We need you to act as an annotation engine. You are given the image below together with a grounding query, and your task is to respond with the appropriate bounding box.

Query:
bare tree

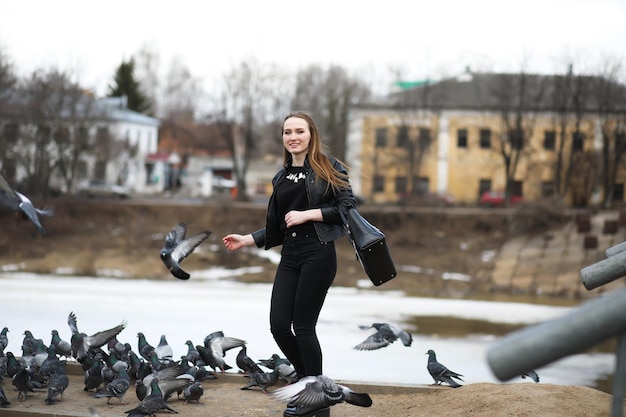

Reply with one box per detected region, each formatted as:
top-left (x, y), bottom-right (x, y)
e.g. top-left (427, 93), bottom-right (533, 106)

top-left (490, 70), bottom-right (546, 203)
top-left (134, 43), bottom-right (162, 116)
top-left (592, 60), bottom-right (626, 208)
top-left (290, 65), bottom-right (371, 160)
top-left (209, 58), bottom-right (291, 201)
top-left (0, 47), bottom-right (18, 176)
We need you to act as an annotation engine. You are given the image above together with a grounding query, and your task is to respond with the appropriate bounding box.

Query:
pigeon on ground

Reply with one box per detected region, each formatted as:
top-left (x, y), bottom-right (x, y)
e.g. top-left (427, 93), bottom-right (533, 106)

top-left (426, 349), bottom-right (464, 388)
top-left (236, 345), bottom-right (263, 374)
top-left (183, 381), bottom-right (204, 403)
top-left (0, 383), bottom-right (11, 407)
top-left (125, 377), bottom-right (178, 417)
top-left (155, 335), bottom-right (174, 362)
top-left (137, 332), bottom-right (155, 362)
top-left (44, 363), bottom-right (69, 404)
top-left (6, 351), bottom-right (23, 378)
top-left (241, 369), bottom-right (279, 393)
top-left (184, 340), bottom-right (204, 366)
top-left (259, 353), bottom-right (298, 384)
top-left (94, 367), bottom-right (131, 404)
top-left (272, 375), bottom-right (373, 412)
top-left (0, 171), bottom-right (53, 235)
top-left (354, 323), bottom-right (413, 350)
top-left (522, 369), bottom-right (540, 383)
top-left (160, 222), bottom-right (210, 280)
top-left (200, 331), bottom-right (246, 373)
top-left (67, 311), bottom-right (127, 363)
top-left (50, 329), bottom-right (72, 358)
top-left (12, 366), bottom-right (36, 400)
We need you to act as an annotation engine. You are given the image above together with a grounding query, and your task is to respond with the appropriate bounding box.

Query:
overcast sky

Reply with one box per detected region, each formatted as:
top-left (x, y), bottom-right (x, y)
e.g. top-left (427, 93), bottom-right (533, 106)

top-left (0, 0), bottom-right (625, 97)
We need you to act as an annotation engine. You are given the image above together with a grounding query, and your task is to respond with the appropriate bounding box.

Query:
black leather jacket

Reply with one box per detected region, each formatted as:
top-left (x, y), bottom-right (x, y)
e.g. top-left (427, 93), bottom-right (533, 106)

top-left (251, 156), bottom-right (356, 249)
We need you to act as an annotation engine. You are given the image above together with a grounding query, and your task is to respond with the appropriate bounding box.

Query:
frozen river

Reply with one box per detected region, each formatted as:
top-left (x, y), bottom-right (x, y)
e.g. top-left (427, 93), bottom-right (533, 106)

top-left (0, 271), bottom-right (616, 389)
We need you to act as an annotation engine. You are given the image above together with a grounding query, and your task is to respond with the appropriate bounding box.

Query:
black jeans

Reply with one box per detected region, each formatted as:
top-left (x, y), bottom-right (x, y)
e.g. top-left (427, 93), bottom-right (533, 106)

top-left (270, 231), bottom-right (336, 377)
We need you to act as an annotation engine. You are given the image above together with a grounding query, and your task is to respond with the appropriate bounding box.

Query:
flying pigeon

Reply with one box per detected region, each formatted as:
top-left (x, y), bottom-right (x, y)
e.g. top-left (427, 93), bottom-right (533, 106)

top-left (522, 369), bottom-right (540, 383)
top-left (67, 311), bottom-right (127, 362)
top-left (354, 323), bottom-right (413, 350)
top-left (160, 222), bottom-right (210, 280)
top-left (199, 331), bottom-right (246, 373)
top-left (426, 349), bottom-right (464, 388)
top-left (272, 375), bottom-right (373, 414)
top-left (0, 171), bottom-right (53, 235)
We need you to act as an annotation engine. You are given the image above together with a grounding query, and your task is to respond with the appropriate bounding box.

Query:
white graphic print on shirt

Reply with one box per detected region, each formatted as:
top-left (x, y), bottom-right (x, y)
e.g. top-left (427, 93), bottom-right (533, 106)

top-left (286, 172), bottom-right (306, 183)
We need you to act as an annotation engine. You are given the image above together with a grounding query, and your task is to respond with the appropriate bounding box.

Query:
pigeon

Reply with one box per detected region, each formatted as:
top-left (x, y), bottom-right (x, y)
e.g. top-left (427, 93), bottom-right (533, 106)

top-left (354, 323), bottom-right (413, 350)
top-left (0, 383), bottom-right (11, 407)
top-left (199, 331), bottom-right (246, 373)
top-left (94, 367), bottom-right (131, 404)
top-left (6, 351), bottom-right (23, 378)
top-left (522, 369), bottom-right (540, 383)
top-left (259, 353), bottom-right (298, 384)
top-left (241, 369), bottom-right (279, 393)
top-left (183, 381), bottom-right (204, 403)
top-left (155, 335), bottom-right (174, 362)
top-left (0, 327), bottom-right (8, 351)
top-left (84, 353), bottom-right (104, 391)
top-left (12, 366), bottom-right (36, 400)
top-left (160, 222), bottom-right (210, 280)
top-left (50, 329), bottom-right (72, 358)
top-left (125, 377), bottom-right (178, 417)
top-left (184, 340), bottom-right (204, 366)
top-left (426, 349), bottom-right (464, 388)
top-left (67, 311), bottom-right (127, 362)
top-left (0, 171), bottom-right (53, 235)
top-left (272, 375), bottom-right (373, 412)
top-left (137, 332), bottom-right (155, 361)
top-left (44, 363), bottom-right (70, 404)
top-left (236, 345), bottom-right (263, 374)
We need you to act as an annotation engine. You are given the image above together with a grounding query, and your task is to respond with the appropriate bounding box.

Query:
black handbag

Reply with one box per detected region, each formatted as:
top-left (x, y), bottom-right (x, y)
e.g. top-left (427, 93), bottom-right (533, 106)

top-left (341, 208), bottom-right (397, 286)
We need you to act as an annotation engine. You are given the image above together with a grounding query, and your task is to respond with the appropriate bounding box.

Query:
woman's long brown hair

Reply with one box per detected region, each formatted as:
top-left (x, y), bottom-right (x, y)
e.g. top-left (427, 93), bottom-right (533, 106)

top-left (282, 111), bottom-right (350, 192)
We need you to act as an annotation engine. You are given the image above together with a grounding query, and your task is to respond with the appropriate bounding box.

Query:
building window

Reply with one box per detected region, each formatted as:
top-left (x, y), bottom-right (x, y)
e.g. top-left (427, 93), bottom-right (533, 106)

top-left (544, 130), bottom-right (556, 150)
top-left (478, 179), bottom-right (491, 198)
top-left (373, 175), bottom-right (385, 193)
top-left (413, 176), bottom-right (429, 194)
top-left (95, 160), bottom-right (107, 179)
top-left (418, 128), bottom-right (431, 149)
top-left (479, 129), bottom-right (491, 149)
top-left (511, 180), bottom-right (523, 197)
top-left (541, 181), bottom-right (556, 197)
top-left (457, 129), bottom-right (468, 148)
top-left (397, 126), bottom-right (410, 148)
top-left (572, 131), bottom-right (585, 152)
top-left (395, 176), bottom-right (408, 194)
top-left (613, 183), bottom-right (624, 202)
top-left (375, 128), bottom-right (387, 147)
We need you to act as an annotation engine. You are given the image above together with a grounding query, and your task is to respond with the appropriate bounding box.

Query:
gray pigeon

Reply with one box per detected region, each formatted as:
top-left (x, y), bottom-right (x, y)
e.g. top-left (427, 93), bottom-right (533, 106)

top-left (12, 366), bottom-right (36, 400)
top-left (0, 171), bottom-right (53, 235)
top-left (259, 353), bottom-right (298, 384)
top-left (155, 335), bottom-right (173, 362)
top-left (44, 363), bottom-right (69, 404)
top-left (240, 369), bottom-right (279, 393)
top-left (0, 327), bottom-right (8, 351)
top-left (125, 377), bottom-right (178, 417)
top-left (522, 369), bottom-right (540, 383)
top-left (160, 222), bottom-right (210, 280)
top-left (426, 349), bottom-right (464, 388)
top-left (272, 375), bottom-right (373, 414)
top-left (183, 381), bottom-right (204, 403)
top-left (200, 331), bottom-right (246, 373)
top-left (94, 367), bottom-right (131, 404)
top-left (354, 323), bottom-right (413, 350)
top-left (67, 311), bottom-right (127, 362)
top-left (236, 345), bottom-right (263, 374)
top-left (50, 329), bottom-right (72, 358)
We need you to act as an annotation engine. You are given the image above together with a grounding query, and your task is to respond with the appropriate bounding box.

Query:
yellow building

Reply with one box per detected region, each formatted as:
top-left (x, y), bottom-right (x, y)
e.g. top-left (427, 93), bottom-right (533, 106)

top-left (346, 71), bottom-right (624, 206)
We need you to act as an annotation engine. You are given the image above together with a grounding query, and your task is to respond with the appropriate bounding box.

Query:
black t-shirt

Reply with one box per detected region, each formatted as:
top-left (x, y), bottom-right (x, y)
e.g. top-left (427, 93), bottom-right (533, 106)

top-left (276, 166), bottom-right (316, 238)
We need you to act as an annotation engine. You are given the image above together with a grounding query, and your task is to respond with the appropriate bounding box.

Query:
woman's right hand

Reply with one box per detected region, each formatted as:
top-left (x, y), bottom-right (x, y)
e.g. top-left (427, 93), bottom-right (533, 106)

top-left (223, 233), bottom-right (253, 251)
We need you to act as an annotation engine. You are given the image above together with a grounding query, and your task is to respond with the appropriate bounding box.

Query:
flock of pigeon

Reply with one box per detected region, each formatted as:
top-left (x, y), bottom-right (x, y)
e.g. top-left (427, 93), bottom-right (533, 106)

top-left (0, 172), bottom-right (541, 416)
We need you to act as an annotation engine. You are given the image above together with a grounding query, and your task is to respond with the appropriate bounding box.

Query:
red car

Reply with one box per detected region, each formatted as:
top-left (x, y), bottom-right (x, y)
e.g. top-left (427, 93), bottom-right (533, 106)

top-left (480, 191), bottom-right (523, 207)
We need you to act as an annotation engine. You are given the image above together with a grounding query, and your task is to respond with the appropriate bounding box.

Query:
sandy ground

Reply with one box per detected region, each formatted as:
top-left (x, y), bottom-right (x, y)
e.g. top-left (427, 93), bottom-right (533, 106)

top-left (0, 368), bottom-right (620, 417)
